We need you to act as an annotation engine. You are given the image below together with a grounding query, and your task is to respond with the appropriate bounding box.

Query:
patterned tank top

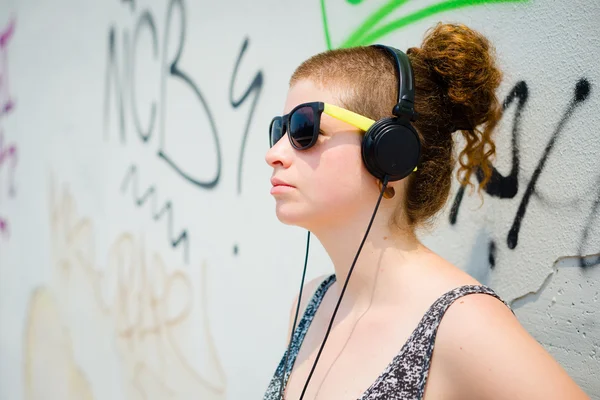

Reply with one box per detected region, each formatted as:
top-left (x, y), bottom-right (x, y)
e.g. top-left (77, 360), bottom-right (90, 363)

top-left (263, 274), bottom-right (510, 400)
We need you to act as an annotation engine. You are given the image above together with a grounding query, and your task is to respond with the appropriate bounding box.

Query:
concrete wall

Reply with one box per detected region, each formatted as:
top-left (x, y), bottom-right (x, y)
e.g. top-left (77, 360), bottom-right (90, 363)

top-left (0, 0), bottom-right (598, 398)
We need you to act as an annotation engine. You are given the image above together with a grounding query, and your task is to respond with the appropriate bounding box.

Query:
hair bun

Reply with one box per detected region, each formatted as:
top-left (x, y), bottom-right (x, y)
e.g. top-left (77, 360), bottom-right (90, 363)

top-left (418, 23), bottom-right (502, 131)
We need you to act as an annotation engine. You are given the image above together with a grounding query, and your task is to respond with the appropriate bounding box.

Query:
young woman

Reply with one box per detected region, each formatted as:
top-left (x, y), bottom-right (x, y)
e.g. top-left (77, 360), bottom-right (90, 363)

top-left (263, 23), bottom-right (590, 400)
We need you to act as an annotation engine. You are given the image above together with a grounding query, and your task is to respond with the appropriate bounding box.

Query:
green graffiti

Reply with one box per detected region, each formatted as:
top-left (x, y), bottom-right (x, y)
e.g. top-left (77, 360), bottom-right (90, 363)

top-left (347, 0), bottom-right (365, 4)
top-left (341, 0), bottom-right (410, 49)
top-left (321, 0), bottom-right (529, 50)
top-left (321, 0), bottom-right (333, 50)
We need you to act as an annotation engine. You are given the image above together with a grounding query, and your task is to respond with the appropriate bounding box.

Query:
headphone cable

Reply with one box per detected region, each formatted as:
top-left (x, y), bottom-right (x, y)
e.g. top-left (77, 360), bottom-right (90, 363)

top-left (298, 175), bottom-right (390, 399)
top-left (278, 230), bottom-right (311, 399)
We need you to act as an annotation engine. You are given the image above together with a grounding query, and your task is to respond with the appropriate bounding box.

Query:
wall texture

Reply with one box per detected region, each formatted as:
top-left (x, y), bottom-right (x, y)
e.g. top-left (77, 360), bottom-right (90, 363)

top-left (0, 0), bottom-right (598, 399)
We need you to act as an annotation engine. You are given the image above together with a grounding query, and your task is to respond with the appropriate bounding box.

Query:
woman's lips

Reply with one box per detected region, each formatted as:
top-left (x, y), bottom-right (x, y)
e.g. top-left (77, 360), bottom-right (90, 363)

top-left (270, 177), bottom-right (295, 194)
top-left (270, 185), bottom-right (295, 195)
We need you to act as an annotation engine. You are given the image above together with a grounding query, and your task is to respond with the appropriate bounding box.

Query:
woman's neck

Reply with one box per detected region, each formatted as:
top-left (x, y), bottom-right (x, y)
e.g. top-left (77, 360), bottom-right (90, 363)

top-left (311, 210), bottom-right (426, 311)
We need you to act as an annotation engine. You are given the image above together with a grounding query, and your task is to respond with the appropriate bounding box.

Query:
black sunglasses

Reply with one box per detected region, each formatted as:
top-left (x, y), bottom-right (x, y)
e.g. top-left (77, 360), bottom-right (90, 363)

top-left (269, 102), bottom-right (375, 150)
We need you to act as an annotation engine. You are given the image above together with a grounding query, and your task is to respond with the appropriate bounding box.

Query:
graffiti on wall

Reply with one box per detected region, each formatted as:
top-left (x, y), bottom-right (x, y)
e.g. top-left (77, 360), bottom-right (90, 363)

top-left (24, 178), bottom-right (227, 399)
top-left (120, 164), bottom-right (190, 263)
top-left (103, 0), bottom-right (264, 262)
top-left (320, 0), bottom-right (530, 50)
top-left (0, 18), bottom-right (17, 239)
top-left (449, 78), bottom-right (599, 271)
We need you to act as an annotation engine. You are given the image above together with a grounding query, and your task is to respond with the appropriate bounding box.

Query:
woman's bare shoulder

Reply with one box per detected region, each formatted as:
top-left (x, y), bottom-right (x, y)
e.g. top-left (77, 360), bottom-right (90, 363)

top-left (428, 290), bottom-right (590, 399)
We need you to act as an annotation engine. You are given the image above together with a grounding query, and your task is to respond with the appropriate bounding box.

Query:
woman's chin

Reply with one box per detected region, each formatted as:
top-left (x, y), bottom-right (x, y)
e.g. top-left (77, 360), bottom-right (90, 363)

top-left (274, 203), bottom-right (313, 228)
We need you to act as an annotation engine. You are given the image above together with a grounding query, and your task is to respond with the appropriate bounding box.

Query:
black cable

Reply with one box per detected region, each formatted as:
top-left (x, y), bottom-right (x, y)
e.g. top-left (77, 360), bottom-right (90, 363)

top-left (298, 175), bottom-right (390, 399)
top-left (278, 230), bottom-right (311, 399)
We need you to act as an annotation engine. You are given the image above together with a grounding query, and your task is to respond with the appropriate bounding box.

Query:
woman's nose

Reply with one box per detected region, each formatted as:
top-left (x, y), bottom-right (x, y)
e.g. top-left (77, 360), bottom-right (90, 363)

top-left (265, 133), bottom-right (293, 169)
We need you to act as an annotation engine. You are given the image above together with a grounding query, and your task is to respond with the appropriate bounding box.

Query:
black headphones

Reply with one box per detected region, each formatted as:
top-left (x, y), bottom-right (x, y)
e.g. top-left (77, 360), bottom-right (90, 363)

top-left (361, 44), bottom-right (421, 182)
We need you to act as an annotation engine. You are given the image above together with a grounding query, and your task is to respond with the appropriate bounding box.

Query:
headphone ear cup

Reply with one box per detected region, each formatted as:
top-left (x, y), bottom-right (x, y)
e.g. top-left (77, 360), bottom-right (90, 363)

top-left (362, 118), bottom-right (421, 182)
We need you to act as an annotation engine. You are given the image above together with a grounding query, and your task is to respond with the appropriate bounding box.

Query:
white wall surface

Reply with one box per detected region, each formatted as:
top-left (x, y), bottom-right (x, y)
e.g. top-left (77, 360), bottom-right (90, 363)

top-left (0, 0), bottom-right (598, 398)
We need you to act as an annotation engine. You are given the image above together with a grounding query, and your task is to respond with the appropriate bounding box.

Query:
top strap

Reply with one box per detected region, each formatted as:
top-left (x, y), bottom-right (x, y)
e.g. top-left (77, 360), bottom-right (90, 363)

top-left (272, 274), bottom-right (337, 392)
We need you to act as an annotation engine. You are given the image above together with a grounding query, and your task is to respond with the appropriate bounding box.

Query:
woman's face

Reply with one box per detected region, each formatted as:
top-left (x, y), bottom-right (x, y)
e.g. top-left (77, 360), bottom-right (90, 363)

top-left (265, 79), bottom-right (382, 231)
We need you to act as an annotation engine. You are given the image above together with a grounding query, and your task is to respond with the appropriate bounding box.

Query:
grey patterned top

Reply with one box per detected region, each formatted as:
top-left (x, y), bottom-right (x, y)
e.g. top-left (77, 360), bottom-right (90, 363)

top-left (264, 274), bottom-right (511, 400)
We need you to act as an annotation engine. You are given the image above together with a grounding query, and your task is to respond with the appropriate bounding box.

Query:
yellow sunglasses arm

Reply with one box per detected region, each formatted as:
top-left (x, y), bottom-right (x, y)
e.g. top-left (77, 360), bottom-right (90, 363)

top-left (323, 103), bottom-right (375, 132)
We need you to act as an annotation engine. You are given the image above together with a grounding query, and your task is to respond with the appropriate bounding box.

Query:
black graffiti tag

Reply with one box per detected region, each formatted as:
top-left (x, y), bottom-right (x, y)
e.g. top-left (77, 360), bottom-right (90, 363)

top-left (229, 37), bottom-right (264, 194)
top-left (104, 0), bottom-right (264, 262)
top-left (105, 0), bottom-right (221, 189)
top-left (158, 0), bottom-right (222, 189)
top-left (121, 164), bottom-right (189, 263)
top-left (450, 78), bottom-right (596, 268)
top-left (508, 79), bottom-right (591, 249)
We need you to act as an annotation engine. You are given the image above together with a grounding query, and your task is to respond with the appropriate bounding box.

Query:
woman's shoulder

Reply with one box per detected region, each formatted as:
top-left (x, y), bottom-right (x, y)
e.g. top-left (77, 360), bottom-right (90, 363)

top-left (425, 281), bottom-right (589, 399)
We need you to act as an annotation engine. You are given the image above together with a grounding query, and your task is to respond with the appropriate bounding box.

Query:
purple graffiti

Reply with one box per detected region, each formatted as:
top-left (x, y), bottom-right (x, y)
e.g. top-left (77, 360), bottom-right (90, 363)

top-left (0, 130), bottom-right (15, 238)
top-left (0, 20), bottom-right (14, 45)
top-left (0, 130), bottom-right (17, 238)
top-left (0, 18), bottom-right (16, 239)
top-left (0, 19), bottom-right (15, 116)
top-left (0, 217), bottom-right (7, 236)
top-left (0, 130), bottom-right (17, 195)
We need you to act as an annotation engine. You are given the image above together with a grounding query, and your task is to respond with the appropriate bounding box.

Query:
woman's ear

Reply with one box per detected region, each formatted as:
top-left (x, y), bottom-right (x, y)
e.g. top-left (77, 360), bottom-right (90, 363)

top-left (377, 180), bottom-right (396, 199)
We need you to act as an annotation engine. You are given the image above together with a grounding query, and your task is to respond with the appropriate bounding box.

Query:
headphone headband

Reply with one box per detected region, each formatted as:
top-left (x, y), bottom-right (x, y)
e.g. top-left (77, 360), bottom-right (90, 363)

top-left (371, 44), bottom-right (418, 122)
top-left (359, 44), bottom-right (421, 182)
